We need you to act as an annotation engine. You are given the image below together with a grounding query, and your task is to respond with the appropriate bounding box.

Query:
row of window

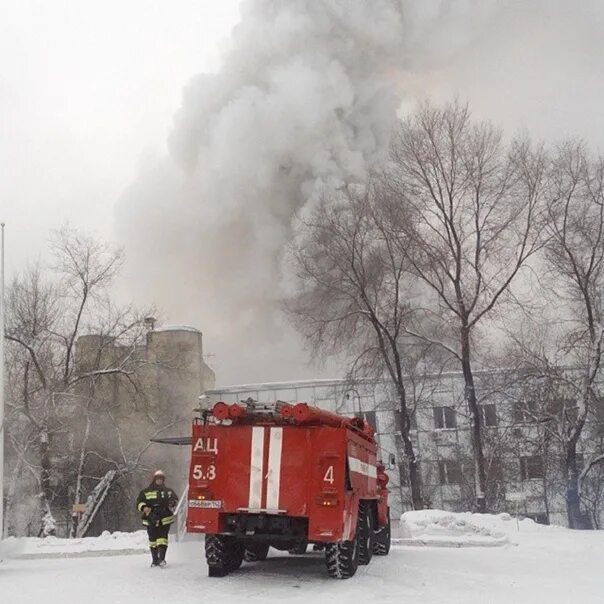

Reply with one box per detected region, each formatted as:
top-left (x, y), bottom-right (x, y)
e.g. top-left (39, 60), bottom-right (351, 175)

top-left (395, 400), bottom-right (576, 432)
top-left (435, 455), bottom-right (545, 486)
top-left (395, 405), bottom-right (497, 431)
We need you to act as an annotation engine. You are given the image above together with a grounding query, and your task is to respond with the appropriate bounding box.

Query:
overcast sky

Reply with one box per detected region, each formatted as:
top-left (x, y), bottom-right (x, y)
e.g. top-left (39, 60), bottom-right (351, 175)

top-left (0, 0), bottom-right (241, 275)
top-left (2, 1), bottom-right (604, 385)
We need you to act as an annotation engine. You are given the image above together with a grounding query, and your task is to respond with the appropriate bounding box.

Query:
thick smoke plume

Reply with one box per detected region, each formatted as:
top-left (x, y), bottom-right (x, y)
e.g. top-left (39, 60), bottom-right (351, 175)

top-left (117, 0), bottom-right (604, 384)
top-left (117, 0), bottom-right (406, 383)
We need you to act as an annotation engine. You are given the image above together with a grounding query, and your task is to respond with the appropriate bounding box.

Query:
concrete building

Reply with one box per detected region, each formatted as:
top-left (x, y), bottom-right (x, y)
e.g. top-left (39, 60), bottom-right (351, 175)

top-left (72, 323), bottom-right (215, 533)
top-left (206, 371), bottom-right (604, 528)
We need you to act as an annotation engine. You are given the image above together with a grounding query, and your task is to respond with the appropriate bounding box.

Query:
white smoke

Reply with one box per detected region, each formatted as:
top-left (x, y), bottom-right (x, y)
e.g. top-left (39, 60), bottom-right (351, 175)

top-left (397, 0), bottom-right (604, 144)
top-left (117, 0), bottom-right (407, 383)
top-left (117, 0), bottom-right (604, 384)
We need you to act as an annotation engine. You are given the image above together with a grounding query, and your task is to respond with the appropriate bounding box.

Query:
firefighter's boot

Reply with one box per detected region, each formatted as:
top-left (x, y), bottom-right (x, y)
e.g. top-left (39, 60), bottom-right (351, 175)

top-left (158, 545), bottom-right (167, 567)
top-left (150, 547), bottom-right (159, 567)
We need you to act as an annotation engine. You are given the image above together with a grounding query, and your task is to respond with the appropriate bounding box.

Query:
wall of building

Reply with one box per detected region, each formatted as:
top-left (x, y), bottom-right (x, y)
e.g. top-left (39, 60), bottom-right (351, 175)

top-left (206, 373), bottom-right (602, 528)
top-left (73, 324), bottom-right (215, 534)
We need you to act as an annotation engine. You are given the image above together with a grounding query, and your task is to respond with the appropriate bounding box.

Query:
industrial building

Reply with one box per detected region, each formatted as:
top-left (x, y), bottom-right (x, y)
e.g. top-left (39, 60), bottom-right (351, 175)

top-left (206, 371), bottom-right (604, 529)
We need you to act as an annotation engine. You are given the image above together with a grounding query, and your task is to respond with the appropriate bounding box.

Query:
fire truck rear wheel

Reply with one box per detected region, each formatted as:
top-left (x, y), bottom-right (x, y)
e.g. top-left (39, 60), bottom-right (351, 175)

top-left (205, 535), bottom-right (244, 576)
top-left (373, 508), bottom-right (391, 556)
top-left (358, 500), bottom-right (375, 565)
top-left (205, 535), bottom-right (231, 577)
top-left (325, 537), bottom-right (359, 579)
top-left (244, 543), bottom-right (270, 562)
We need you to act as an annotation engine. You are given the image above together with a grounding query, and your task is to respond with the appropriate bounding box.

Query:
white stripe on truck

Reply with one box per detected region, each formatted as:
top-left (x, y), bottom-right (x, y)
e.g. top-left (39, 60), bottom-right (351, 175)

top-left (348, 456), bottom-right (377, 478)
top-left (248, 427), bottom-right (265, 509)
top-left (266, 427), bottom-right (283, 510)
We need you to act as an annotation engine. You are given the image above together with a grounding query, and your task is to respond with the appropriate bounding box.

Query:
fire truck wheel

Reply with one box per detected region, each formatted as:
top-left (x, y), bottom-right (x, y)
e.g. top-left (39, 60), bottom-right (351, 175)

top-left (358, 501), bottom-right (375, 565)
top-left (373, 508), bottom-right (391, 556)
top-left (244, 543), bottom-right (270, 562)
top-left (325, 537), bottom-right (359, 579)
top-left (205, 535), bottom-right (244, 576)
top-left (205, 535), bottom-right (231, 577)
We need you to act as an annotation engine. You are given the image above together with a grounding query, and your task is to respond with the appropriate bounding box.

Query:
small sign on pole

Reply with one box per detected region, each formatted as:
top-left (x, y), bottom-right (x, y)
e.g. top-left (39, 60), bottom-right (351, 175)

top-left (72, 503), bottom-right (87, 515)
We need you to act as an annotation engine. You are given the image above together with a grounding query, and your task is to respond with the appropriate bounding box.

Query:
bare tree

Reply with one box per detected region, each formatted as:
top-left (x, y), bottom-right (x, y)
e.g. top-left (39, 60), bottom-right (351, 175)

top-left (384, 100), bottom-right (547, 512)
top-left (502, 355), bottom-right (604, 529)
top-left (386, 350), bottom-right (452, 511)
top-left (4, 227), bottom-right (154, 536)
top-left (539, 140), bottom-right (604, 528)
top-left (580, 443), bottom-right (604, 529)
top-left (286, 185), bottom-right (430, 508)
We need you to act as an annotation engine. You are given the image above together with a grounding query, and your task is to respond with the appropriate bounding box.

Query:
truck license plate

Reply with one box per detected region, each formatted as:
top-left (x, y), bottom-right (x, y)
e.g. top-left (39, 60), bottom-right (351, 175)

top-left (188, 499), bottom-right (222, 509)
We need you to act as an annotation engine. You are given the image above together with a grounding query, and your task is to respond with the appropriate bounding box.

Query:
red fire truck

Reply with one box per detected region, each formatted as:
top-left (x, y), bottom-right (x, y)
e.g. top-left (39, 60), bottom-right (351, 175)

top-left (184, 398), bottom-right (391, 579)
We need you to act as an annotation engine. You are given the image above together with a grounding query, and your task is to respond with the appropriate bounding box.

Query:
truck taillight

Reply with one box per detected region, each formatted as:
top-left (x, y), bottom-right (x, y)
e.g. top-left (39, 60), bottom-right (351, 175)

top-left (191, 488), bottom-right (213, 500)
top-left (316, 493), bottom-right (339, 507)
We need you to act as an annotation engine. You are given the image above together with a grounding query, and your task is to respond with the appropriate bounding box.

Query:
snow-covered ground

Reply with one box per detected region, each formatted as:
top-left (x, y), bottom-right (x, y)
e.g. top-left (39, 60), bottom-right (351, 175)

top-left (0, 530), bottom-right (148, 559)
top-left (2, 512), bottom-right (603, 604)
top-left (398, 509), bottom-right (529, 547)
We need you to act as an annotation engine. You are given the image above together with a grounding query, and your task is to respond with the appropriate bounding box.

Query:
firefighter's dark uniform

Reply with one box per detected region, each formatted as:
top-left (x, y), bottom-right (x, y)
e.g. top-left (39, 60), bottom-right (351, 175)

top-left (136, 483), bottom-right (178, 565)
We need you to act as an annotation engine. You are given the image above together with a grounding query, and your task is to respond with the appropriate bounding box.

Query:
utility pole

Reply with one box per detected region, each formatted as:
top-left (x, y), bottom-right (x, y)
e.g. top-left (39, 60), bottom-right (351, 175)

top-left (0, 222), bottom-right (5, 538)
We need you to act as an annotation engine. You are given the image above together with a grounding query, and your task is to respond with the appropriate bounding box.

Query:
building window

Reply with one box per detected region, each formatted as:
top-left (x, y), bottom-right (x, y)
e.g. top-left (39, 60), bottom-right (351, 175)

top-left (520, 455), bottom-right (544, 480)
top-left (394, 409), bottom-right (417, 432)
top-left (480, 404), bottom-right (498, 427)
top-left (513, 400), bottom-right (538, 424)
top-left (438, 460), bottom-right (462, 485)
top-left (355, 411), bottom-right (378, 432)
top-left (433, 406), bottom-right (457, 429)
top-left (544, 397), bottom-right (577, 419)
top-left (398, 456), bottom-right (409, 487)
top-left (487, 457), bottom-right (504, 483)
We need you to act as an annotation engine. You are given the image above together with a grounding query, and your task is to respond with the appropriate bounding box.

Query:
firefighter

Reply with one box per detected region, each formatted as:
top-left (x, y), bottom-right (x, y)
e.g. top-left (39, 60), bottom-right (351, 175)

top-left (136, 469), bottom-right (179, 567)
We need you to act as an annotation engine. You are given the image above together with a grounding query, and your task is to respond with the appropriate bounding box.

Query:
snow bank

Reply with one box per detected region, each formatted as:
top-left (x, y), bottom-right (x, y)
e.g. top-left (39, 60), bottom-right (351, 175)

top-left (1, 530), bottom-right (148, 559)
top-left (397, 510), bottom-right (553, 547)
top-left (0, 538), bottom-right (26, 561)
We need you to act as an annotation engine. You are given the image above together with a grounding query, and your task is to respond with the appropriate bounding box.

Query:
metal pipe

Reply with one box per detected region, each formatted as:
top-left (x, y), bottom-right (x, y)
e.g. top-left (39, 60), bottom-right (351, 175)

top-left (212, 402), bottom-right (231, 421)
top-left (290, 403), bottom-right (355, 428)
top-left (212, 401), bottom-right (247, 420)
top-left (228, 403), bottom-right (247, 419)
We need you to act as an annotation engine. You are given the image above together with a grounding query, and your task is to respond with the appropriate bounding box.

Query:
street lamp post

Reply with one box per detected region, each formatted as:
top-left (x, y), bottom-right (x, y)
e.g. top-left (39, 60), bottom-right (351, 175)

top-left (0, 223), bottom-right (5, 538)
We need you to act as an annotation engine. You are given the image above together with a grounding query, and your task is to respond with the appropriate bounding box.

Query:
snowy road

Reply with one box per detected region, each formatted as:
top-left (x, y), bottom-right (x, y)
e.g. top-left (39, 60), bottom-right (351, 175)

top-left (3, 530), bottom-right (603, 604)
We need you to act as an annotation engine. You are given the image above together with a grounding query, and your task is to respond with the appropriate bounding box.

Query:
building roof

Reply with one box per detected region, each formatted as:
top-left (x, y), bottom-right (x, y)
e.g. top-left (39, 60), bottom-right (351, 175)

top-left (153, 325), bottom-right (201, 334)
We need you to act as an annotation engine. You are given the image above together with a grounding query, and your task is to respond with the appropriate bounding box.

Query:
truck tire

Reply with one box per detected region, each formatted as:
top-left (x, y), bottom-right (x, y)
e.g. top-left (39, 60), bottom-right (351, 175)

top-left (373, 508), bottom-right (391, 556)
top-left (205, 535), bottom-right (244, 576)
top-left (325, 501), bottom-right (361, 580)
top-left (358, 500), bottom-right (375, 565)
top-left (205, 535), bottom-right (231, 577)
top-left (325, 537), bottom-right (359, 579)
top-left (244, 543), bottom-right (270, 562)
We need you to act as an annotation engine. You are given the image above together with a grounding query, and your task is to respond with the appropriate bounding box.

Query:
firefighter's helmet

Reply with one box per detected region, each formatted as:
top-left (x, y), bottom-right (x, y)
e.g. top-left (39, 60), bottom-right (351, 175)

top-left (152, 469), bottom-right (165, 480)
